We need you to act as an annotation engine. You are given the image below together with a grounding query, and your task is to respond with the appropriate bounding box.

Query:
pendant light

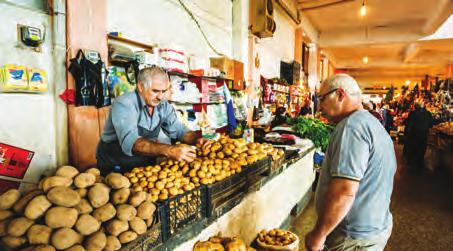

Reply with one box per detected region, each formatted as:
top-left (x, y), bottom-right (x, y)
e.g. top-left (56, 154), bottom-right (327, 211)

top-left (363, 56), bottom-right (369, 64)
top-left (360, 0), bottom-right (367, 17)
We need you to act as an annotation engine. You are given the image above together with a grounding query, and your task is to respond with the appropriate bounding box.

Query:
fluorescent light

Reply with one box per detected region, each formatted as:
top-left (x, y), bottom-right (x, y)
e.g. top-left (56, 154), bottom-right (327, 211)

top-left (360, 1), bottom-right (367, 16)
top-left (363, 56), bottom-right (369, 64)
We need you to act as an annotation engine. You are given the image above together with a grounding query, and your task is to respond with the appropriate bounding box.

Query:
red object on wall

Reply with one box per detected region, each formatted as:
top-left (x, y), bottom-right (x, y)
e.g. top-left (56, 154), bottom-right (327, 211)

top-left (0, 143), bottom-right (34, 179)
top-left (0, 179), bottom-right (20, 194)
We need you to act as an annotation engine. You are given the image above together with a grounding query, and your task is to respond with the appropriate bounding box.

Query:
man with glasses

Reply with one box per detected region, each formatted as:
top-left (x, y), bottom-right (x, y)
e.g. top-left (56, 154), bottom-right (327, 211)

top-left (305, 74), bottom-right (396, 251)
top-left (97, 66), bottom-right (209, 174)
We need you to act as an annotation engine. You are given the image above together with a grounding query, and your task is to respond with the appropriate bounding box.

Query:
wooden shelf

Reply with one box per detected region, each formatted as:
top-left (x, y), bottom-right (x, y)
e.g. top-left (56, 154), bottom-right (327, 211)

top-left (272, 90), bottom-right (290, 94)
top-left (107, 35), bottom-right (154, 51)
top-left (167, 71), bottom-right (233, 82)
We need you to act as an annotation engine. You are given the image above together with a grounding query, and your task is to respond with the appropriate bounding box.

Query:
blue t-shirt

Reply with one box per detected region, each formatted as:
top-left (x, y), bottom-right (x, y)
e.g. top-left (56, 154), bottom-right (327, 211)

top-left (315, 109), bottom-right (396, 239)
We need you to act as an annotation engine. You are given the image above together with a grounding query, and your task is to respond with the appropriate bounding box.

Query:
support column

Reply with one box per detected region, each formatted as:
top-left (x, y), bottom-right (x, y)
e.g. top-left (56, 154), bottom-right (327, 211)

top-left (307, 43), bottom-right (318, 92)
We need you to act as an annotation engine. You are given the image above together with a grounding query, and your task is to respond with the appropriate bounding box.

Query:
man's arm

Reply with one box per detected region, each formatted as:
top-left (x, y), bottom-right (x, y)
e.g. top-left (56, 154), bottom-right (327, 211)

top-left (305, 178), bottom-right (359, 251)
top-left (132, 138), bottom-right (196, 162)
top-left (314, 178), bottom-right (359, 236)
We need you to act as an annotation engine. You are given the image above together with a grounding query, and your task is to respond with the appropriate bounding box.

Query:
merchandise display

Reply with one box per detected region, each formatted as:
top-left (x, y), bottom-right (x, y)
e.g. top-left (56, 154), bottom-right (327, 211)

top-left (0, 166), bottom-right (158, 251)
top-left (257, 228), bottom-right (299, 250)
top-left (193, 236), bottom-right (255, 251)
top-left (124, 135), bottom-right (285, 202)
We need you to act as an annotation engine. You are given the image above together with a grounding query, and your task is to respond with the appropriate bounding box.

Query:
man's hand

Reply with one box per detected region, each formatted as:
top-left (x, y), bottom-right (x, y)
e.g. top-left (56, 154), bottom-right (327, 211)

top-left (305, 229), bottom-right (326, 251)
top-left (167, 144), bottom-right (196, 162)
top-left (196, 138), bottom-right (213, 152)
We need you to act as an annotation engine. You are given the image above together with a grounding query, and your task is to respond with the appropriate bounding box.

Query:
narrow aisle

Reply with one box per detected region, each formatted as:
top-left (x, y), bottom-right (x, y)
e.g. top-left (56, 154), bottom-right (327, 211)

top-left (386, 144), bottom-right (453, 251)
top-left (290, 143), bottom-right (453, 251)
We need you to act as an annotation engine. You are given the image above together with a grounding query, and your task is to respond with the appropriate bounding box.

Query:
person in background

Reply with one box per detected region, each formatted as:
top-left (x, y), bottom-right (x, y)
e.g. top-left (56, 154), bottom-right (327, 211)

top-left (271, 106), bottom-right (288, 128)
top-left (299, 96), bottom-right (312, 117)
top-left (364, 102), bottom-right (384, 125)
top-left (96, 66), bottom-right (210, 175)
top-left (305, 74), bottom-right (396, 251)
top-left (404, 102), bottom-right (433, 172)
top-left (382, 105), bottom-right (394, 133)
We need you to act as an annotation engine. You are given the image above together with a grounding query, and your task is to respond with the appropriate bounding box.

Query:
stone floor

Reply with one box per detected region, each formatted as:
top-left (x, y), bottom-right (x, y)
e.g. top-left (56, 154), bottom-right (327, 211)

top-left (290, 143), bottom-right (453, 251)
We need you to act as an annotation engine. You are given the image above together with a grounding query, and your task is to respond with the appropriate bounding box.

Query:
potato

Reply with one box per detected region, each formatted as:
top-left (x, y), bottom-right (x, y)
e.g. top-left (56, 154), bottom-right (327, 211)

top-left (0, 210), bottom-right (13, 221)
top-left (85, 231), bottom-right (106, 251)
top-left (145, 218), bottom-right (154, 228)
top-left (115, 204), bottom-right (137, 221)
top-left (112, 188), bottom-right (130, 205)
top-left (47, 187), bottom-right (81, 207)
top-left (27, 224), bottom-right (52, 245)
top-left (45, 207), bottom-right (78, 229)
top-left (104, 235), bottom-right (121, 251)
top-left (64, 245), bottom-right (86, 251)
top-left (7, 217), bottom-right (34, 237)
top-left (88, 183), bottom-right (110, 208)
top-left (129, 217), bottom-right (146, 235)
top-left (85, 168), bottom-right (101, 177)
top-left (128, 191), bottom-right (147, 207)
top-left (22, 244), bottom-right (56, 251)
top-left (13, 190), bottom-right (43, 214)
top-left (0, 219), bottom-right (11, 237)
top-left (105, 173), bottom-right (130, 189)
top-left (0, 189), bottom-right (21, 210)
top-left (75, 214), bottom-right (100, 236)
top-left (74, 173), bottom-right (96, 189)
top-left (92, 203), bottom-right (116, 222)
top-left (2, 235), bottom-right (27, 249)
top-left (136, 201), bottom-right (156, 220)
top-left (51, 228), bottom-right (82, 250)
top-left (75, 199), bottom-right (93, 214)
top-left (55, 165), bottom-right (79, 179)
top-left (42, 176), bottom-right (72, 192)
top-left (106, 220), bottom-right (128, 237)
top-left (118, 231), bottom-right (137, 244)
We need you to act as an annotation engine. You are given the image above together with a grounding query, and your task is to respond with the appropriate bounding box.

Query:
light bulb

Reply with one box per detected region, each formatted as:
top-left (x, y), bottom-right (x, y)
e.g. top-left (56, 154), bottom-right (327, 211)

top-left (363, 56), bottom-right (369, 64)
top-left (405, 80), bottom-right (411, 85)
top-left (360, 3), bottom-right (367, 16)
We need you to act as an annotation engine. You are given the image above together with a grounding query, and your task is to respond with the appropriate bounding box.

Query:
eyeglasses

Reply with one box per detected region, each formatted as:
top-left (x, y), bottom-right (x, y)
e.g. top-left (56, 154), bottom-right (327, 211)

top-left (317, 88), bottom-right (338, 103)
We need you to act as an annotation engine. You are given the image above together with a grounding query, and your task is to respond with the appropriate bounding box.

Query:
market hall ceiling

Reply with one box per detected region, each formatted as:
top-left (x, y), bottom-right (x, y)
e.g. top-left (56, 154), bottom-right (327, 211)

top-left (297, 0), bottom-right (453, 87)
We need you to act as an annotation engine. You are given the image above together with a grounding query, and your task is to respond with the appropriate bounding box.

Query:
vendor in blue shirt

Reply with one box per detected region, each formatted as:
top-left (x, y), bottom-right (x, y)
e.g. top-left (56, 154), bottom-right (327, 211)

top-left (97, 66), bottom-right (210, 174)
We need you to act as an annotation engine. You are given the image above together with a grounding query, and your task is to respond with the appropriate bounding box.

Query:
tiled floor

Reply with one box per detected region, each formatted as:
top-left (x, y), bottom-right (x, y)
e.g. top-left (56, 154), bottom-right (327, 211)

top-left (290, 143), bottom-right (453, 251)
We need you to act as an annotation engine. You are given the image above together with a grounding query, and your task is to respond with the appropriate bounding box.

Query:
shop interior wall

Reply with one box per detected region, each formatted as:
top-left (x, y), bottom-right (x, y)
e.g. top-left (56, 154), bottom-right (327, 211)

top-left (107, 0), bottom-right (233, 58)
top-left (254, 4), bottom-right (296, 79)
top-left (0, 2), bottom-right (67, 185)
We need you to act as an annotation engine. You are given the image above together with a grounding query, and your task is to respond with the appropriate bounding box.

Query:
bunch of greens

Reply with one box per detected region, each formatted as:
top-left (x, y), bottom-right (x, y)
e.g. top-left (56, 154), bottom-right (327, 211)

top-left (287, 117), bottom-right (334, 152)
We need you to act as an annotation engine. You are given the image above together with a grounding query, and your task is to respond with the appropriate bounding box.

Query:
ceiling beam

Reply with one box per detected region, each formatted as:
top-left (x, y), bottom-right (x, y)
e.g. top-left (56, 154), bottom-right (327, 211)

top-left (422, 0), bottom-right (453, 35)
top-left (401, 43), bottom-right (420, 64)
top-left (299, 0), bottom-right (355, 11)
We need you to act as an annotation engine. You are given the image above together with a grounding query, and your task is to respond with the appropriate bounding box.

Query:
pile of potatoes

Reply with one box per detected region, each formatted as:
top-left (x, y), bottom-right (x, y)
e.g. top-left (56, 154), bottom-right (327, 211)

top-left (125, 136), bottom-right (285, 201)
top-left (0, 166), bottom-right (157, 251)
top-left (193, 236), bottom-right (256, 251)
top-left (257, 228), bottom-right (298, 247)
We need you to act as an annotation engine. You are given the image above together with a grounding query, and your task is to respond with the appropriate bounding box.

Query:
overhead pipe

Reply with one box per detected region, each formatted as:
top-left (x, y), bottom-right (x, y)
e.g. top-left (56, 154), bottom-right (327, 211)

top-left (274, 0), bottom-right (301, 25)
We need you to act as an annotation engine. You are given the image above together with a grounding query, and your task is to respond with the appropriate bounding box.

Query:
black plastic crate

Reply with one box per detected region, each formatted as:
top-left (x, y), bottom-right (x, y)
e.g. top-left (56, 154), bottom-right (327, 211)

top-left (206, 171), bottom-right (248, 218)
top-left (245, 156), bottom-right (272, 192)
top-left (158, 185), bottom-right (207, 241)
top-left (120, 212), bottom-right (163, 251)
top-left (246, 155), bottom-right (272, 177)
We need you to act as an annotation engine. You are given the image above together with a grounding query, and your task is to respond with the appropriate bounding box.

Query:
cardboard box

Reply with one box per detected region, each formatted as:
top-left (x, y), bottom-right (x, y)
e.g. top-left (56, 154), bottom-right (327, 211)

top-left (210, 57), bottom-right (234, 80)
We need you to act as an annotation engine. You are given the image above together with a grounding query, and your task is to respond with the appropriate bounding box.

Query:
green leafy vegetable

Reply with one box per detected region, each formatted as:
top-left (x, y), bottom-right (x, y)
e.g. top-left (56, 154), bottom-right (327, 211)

top-left (287, 117), bottom-right (334, 152)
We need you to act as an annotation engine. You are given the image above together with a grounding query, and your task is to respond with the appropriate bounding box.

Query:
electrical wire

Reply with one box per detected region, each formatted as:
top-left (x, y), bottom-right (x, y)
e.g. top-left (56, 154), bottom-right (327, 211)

top-left (177, 0), bottom-right (224, 56)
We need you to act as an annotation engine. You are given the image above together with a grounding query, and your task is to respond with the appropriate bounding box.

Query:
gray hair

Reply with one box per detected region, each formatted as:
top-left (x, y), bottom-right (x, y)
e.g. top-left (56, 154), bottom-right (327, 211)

top-left (323, 74), bottom-right (362, 100)
top-left (137, 66), bottom-right (169, 90)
